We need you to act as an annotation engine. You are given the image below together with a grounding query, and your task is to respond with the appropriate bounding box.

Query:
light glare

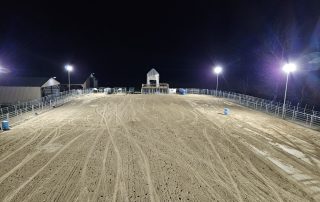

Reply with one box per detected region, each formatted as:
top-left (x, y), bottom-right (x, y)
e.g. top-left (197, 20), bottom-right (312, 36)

top-left (65, 65), bottom-right (73, 72)
top-left (213, 66), bottom-right (222, 74)
top-left (0, 66), bottom-right (10, 74)
top-left (282, 63), bottom-right (296, 73)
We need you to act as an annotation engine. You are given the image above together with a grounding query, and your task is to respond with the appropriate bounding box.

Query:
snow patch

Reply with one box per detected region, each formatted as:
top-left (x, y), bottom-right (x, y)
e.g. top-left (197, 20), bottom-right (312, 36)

top-left (270, 142), bottom-right (312, 164)
top-left (267, 157), bottom-right (298, 175)
top-left (250, 145), bottom-right (320, 192)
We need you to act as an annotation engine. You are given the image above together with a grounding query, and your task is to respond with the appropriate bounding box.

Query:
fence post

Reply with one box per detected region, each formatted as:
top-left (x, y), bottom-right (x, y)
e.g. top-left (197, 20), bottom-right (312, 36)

top-left (6, 113), bottom-right (9, 121)
top-left (292, 107), bottom-right (295, 120)
top-left (14, 105), bottom-right (17, 117)
top-left (304, 104), bottom-right (307, 114)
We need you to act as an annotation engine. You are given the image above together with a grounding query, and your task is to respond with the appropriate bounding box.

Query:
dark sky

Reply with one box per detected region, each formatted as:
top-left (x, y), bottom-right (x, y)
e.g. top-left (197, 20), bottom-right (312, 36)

top-left (0, 1), bottom-right (320, 105)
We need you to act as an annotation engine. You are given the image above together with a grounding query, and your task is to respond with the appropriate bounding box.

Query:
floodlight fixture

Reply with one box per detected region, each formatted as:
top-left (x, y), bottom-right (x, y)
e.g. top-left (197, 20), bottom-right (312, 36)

top-left (281, 62), bottom-right (297, 118)
top-left (213, 66), bottom-right (222, 74)
top-left (282, 63), bottom-right (296, 73)
top-left (65, 64), bottom-right (74, 91)
top-left (213, 66), bottom-right (223, 94)
top-left (65, 65), bottom-right (73, 72)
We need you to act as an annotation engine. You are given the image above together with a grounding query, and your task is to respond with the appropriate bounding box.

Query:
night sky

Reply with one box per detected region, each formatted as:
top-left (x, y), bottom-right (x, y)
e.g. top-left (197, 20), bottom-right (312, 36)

top-left (0, 1), bottom-right (320, 106)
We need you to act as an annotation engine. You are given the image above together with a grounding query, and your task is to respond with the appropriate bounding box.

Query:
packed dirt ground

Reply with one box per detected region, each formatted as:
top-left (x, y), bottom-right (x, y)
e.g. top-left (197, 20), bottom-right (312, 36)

top-left (0, 94), bottom-right (319, 201)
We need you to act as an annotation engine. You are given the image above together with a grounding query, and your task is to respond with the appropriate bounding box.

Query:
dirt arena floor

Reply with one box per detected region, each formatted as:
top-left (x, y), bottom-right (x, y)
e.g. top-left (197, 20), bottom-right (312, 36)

top-left (0, 94), bottom-right (319, 202)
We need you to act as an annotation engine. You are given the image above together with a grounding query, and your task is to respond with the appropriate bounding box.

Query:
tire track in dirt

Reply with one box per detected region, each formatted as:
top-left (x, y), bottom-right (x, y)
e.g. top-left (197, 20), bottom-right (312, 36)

top-left (90, 136), bottom-right (111, 201)
top-left (127, 96), bottom-right (228, 201)
top-left (0, 128), bottom-right (44, 163)
top-left (148, 99), bottom-right (235, 195)
top-left (227, 115), bottom-right (320, 187)
top-left (131, 134), bottom-right (221, 200)
top-left (202, 127), bottom-right (244, 201)
top-left (270, 127), bottom-right (320, 169)
top-left (112, 97), bottom-right (132, 202)
top-left (216, 119), bottom-right (285, 202)
top-left (0, 105), bottom-right (87, 163)
top-left (120, 95), bottom-right (160, 202)
top-left (1, 94), bottom-right (317, 201)
top-left (48, 162), bottom-right (82, 202)
top-left (74, 106), bottom-right (113, 201)
top-left (231, 116), bottom-right (320, 170)
top-left (3, 129), bottom-right (88, 202)
top-left (0, 124), bottom-right (71, 184)
top-left (74, 132), bottom-right (104, 200)
top-left (20, 138), bottom-right (90, 202)
top-left (24, 98), bottom-right (105, 202)
top-left (272, 121), bottom-right (320, 148)
top-left (191, 98), bottom-right (286, 201)
top-left (125, 113), bottom-right (221, 178)
top-left (222, 98), bottom-right (318, 201)
top-left (97, 102), bottom-right (129, 202)
top-left (247, 123), bottom-right (319, 174)
top-left (118, 95), bottom-right (157, 201)
top-left (0, 127), bottom-right (41, 149)
top-left (132, 130), bottom-right (235, 199)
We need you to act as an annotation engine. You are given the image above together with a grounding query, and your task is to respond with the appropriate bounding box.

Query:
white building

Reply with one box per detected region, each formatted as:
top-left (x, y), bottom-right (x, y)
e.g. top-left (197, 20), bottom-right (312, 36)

top-left (0, 77), bottom-right (60, 104)
top-left (146, 68), bottom-right (160, 87)
top-left (142, 68), bottom-right (169, 94)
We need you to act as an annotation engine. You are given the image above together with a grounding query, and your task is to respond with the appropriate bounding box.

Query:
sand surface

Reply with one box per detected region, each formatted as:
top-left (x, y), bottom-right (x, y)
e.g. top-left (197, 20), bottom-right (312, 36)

top-left (0, 94), bottom-right (319, 201)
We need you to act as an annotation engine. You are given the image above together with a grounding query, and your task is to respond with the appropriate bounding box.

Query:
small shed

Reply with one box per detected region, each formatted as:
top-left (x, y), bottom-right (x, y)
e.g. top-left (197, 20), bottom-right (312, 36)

top-left (0, 77), bottom-right (60, 104)
top-left (82, 73), bottom-right (98, 89)
top-left (60, 73), bottom-right (98, 91)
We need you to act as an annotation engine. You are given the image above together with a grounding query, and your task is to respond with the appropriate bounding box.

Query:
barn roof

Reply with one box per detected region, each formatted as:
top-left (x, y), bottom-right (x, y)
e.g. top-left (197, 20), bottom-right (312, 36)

top-left (60, 74), bottom-right (97, 85)
top-left (147, 68), bottom-right (159, 77)
top-left (0, 77), bottom-right (60, 87)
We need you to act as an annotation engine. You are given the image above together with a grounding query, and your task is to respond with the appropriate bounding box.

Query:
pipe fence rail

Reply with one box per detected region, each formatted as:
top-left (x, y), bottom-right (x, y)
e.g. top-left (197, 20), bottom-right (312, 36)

top-left (1, 86), bottom-right (318, 130)
top-left (185, 88), bottom-right (320, 129)
top-left (0, 89), bottom-right (92, 127)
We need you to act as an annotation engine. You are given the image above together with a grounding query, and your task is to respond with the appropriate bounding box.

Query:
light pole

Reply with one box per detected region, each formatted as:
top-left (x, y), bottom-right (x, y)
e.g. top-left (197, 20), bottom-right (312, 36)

top-left (65, 65), bottom-right (73, 91)
top-left (282, 63), bottom-right (296, 118)
top-left (213, 66), bottom-right (222, 95)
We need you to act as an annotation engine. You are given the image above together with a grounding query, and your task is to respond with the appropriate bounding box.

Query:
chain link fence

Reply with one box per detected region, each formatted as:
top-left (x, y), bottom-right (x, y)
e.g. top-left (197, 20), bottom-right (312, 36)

top-left (185, 88), bottom-right (320, 129)
top-left (0, 89), bottom-right (92, 127)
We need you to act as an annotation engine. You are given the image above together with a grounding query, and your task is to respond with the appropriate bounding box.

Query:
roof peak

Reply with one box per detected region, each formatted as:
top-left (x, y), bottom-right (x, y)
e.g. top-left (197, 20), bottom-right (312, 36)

top-left (147, 68), bottom-right (159, 75)
top-left (0, 77), bottom-right (58, 87)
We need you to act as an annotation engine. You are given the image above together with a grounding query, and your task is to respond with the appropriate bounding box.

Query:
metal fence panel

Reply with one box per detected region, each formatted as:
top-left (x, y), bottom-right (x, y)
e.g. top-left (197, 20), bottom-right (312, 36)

top-left (185, 88), bottom-right (320, 129)
top-left (0, 89), bottom-right (92, 127)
